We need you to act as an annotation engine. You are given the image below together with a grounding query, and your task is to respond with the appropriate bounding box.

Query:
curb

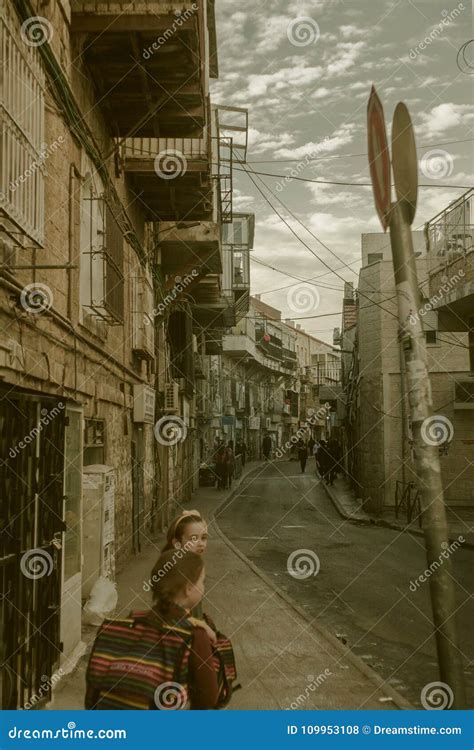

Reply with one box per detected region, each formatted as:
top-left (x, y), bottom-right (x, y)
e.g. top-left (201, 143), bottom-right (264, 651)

top-left (210, 472), bottom-right (414, 711)
top-left (322, 480), bottom-right (474, 551)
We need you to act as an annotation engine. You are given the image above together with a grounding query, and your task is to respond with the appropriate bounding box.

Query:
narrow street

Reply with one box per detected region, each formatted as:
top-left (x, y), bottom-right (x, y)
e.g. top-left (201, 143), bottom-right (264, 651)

top-left (216, 461), bottom-right (474, 709)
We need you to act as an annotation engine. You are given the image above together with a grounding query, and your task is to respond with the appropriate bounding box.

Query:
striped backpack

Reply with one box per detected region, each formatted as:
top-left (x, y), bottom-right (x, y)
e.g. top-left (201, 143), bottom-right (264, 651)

top-left (85, 609), bottom-right (237, 710)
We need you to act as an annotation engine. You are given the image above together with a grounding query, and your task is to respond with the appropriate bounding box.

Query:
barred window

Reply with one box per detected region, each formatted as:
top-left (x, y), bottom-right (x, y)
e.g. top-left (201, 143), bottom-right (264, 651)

top-left (0, 4), bottom-right (45, 244)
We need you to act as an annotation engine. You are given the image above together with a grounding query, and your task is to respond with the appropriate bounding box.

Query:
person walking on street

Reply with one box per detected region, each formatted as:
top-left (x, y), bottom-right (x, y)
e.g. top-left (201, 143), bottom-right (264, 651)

top-left (85, 552), bottom-right (220, 710)
top-left (262, 433), bottom-right (272, 461)
top-left (317, 439), bottom-right (330, 482)
top-left (215, 443), bottom-right (227, 490)
top-left (297, 438), bottom-right (308, 473)
top-left (225, 442), bottom-right (235, 489)
top-left (312, 439), bottom-right (321, 474)
top-left (327, 438), bottom-right (341, 486)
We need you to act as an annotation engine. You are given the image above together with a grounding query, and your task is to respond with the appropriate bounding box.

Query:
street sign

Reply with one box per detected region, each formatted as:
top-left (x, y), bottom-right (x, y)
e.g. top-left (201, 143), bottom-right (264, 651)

top-left (392, 102), bottom-right (418, 225)
top-left (367, 85), bottom-right (391, 231)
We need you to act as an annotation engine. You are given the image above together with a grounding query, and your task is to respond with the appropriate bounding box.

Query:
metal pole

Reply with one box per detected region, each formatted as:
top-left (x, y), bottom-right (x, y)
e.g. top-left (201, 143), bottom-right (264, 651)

top-left (389, 200), bottom-right (466, 708)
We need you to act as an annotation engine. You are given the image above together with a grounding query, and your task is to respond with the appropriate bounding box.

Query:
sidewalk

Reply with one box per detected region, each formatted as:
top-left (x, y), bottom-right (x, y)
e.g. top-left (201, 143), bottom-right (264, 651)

top-left (323, 475), bottom-right (474, 548)
top-left (48, 461), bottom-right (411, 710)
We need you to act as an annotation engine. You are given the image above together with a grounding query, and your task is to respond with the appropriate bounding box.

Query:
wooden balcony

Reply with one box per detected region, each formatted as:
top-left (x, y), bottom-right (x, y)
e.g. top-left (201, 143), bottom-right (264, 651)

top-left (158, 220), bottom-right (221, 275)
top-left (121, 137), bottom-right (214, 221)
top-left (71, 1), bottom-right (208, 137)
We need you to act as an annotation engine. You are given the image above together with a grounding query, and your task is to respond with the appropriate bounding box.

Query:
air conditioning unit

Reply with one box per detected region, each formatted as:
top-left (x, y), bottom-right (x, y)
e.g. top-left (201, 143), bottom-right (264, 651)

top-left (133, 384), bottom-right (155, 423)
top-left (164, 382), bottom-right (180, 413)
top-left (132, 275), bottom-right (154, 360)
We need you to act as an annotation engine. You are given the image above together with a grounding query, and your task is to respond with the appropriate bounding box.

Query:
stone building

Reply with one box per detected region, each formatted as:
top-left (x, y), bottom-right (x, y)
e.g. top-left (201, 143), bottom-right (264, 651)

top-left (342, 222), bottom-right (473, 513)
top-left (0, 0), bottom-right (238, 709)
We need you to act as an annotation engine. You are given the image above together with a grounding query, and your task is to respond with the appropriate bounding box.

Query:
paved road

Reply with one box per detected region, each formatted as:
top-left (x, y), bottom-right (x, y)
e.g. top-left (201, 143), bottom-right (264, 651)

top-left (216, 460), bottom-right (474, 708)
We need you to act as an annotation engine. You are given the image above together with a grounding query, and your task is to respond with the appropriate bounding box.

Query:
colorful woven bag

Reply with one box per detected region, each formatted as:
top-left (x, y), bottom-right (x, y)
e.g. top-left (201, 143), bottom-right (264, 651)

top-left (85, 610), bottom-right (194, 710)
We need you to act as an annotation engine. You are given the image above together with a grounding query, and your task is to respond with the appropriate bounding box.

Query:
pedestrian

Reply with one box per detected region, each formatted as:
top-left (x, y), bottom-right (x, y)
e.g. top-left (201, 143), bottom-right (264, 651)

top-left (317, 439), bottom-right (330, 482)
top-left (327, 438), bottom-right (341, 486)
top-left (236, 439), bottom-right (248, 467)
top-left (312, 439), bottom-right (321, 473)
top-left (262, 433), bottom-right (272, 461)
top-left (297, 438), bottom-right (308, 473)
top-left (85, 551), bottom-right (230, 710)
top-left (308, 435), bottom-right (315, 455)
top-left (215, 443), bottom-right (227, 490)
top-left (225, 441), bottom-right (235, 489)
top-left (162, 509), bottom-right (208, 555)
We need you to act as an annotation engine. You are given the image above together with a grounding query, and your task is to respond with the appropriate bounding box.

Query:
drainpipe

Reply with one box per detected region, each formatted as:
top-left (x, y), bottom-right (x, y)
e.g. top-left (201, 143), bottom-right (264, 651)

top-left (68, 164), bottom-right (80, 321)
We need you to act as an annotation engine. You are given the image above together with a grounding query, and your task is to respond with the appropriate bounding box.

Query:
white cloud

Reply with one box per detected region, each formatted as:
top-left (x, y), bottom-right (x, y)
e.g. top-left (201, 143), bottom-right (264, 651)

top-left (418, 103), bottom-right (474, 138)
top-left (274, 123), bottom-right (357, 158)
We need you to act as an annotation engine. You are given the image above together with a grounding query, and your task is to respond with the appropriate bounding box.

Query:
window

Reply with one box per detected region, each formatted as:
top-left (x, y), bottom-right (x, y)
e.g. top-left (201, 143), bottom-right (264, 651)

top-left (425, 330), bottom-right (438, 345)
top-left (367, 253), bottom-right (383, 265)
top-left (79, 172), bottom-right (124, 324)
top-left (84, 418), bottom-right (105, 466)
top-left (1, 4), bottom-right (45, 243)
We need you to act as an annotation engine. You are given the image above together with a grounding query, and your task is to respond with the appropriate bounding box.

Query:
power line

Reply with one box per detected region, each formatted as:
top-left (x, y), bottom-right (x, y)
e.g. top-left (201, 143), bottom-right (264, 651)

top-left (246, 137), bottom-right (474, 164)
top-left (238, 160), bottom-right (469, 351)
top-left (234, 167), bottom-right (470, 190)
top-left (250, 256), bottom-right (345, 292)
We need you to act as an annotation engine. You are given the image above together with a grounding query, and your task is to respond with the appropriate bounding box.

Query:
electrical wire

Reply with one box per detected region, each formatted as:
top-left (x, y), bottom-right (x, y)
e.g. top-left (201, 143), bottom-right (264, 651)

top-left (246, 138), bottom-right (474, 164)
top-left (234, 167), bottom-right (471, 190)
top-left (238, 159), bottom-right (470, 350)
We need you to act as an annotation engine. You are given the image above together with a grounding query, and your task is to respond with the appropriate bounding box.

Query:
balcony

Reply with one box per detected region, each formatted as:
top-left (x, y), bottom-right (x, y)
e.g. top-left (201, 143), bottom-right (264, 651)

top-left (282, 347), bottom-right (297, 370)
top-left (71, 1), bottom-right (214, 137)
top-left (120, 136), bottom-right (213, 221)
top-left (221, 213), bottom-right (254, 325)
top-left (158, 220), bottom-right (221, 276)
top-left (426, 189), bottom-right (473, 331)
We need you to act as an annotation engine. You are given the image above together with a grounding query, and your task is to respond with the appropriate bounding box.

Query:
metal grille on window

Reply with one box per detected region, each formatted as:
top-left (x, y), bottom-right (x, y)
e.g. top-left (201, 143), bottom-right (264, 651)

top-left (1, 3), bottom-right (45, 244)
top-left (81, 194), bottom-right (124, 324)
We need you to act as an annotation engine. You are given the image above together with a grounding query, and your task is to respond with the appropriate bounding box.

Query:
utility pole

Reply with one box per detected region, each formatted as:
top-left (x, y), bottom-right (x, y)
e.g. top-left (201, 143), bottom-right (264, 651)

top-left (367, 87), bottom-right (466, 708)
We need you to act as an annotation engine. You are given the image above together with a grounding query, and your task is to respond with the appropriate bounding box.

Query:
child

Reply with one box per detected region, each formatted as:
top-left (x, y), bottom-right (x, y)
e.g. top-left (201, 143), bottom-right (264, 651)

top-left (162, 509), bottom-right (208, 555)
top-left (163, 510), bottom-right (209, 620)
top-left (86, 551), bottom-right (219, 710)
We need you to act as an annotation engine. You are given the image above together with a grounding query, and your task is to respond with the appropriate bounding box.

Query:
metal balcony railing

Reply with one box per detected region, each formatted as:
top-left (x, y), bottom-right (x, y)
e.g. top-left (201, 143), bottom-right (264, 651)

top-left (120, 137), bottom-right (208, 162)
top-left (425, 189), bottom-right (473, 258)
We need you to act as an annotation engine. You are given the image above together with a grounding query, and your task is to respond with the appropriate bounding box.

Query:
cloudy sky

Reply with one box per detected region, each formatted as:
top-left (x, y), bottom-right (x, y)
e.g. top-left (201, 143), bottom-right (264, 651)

top-left (211, 0), bottom-right (473, 342)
